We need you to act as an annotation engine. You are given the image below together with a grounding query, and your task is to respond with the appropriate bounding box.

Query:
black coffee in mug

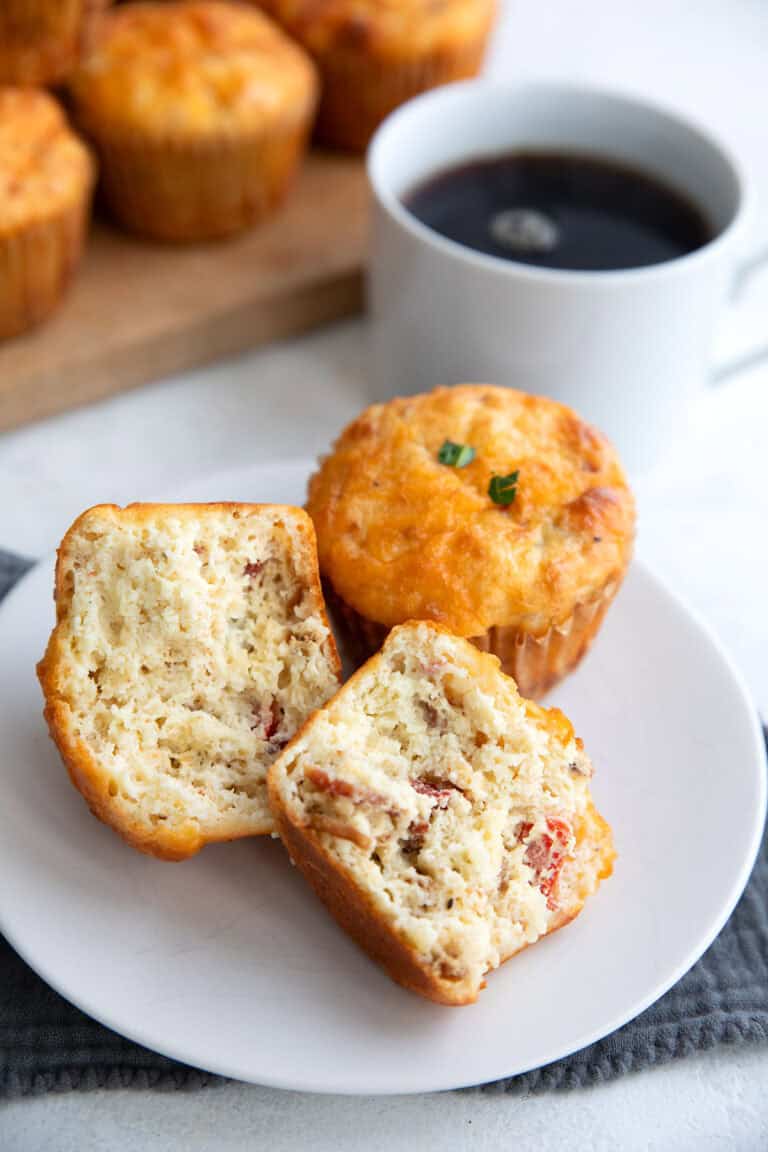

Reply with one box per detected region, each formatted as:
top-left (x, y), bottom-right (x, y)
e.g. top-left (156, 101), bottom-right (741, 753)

top-left (403, 151), bottom-right (713, 272)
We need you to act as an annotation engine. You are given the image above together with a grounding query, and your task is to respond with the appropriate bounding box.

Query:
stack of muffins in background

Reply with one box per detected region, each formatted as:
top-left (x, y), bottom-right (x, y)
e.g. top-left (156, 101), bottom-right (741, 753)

top-left (0, 0), bottom-right (497, 341)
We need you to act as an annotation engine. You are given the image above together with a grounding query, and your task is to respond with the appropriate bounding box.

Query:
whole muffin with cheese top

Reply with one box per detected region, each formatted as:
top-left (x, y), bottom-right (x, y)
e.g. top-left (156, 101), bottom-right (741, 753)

top-left (0, 89), bottom-right (95, 341)
top-left (69, 1), bottom-right (318, 242)
top-left (260, 0), bottom-right (497, 152)
top-left (307, 385), bottom-right (635, 698)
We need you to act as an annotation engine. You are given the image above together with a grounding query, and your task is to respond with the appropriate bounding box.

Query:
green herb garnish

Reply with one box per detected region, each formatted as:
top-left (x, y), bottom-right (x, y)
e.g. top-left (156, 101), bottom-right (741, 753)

top-left (438, 440), bottom-right (475, 468)
top-left (488, 471), bottom-right (519, 506)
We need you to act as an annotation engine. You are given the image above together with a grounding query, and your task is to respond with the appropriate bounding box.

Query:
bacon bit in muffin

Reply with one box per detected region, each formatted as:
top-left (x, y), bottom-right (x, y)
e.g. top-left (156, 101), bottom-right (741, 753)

top-left (244, 560), bottom-right (264, 578)
top-left (252, 698), bottom-right (280, 740)
top-left (400, 819), bottom-right (429, 856)
top-left (412, 776), bottom-right (461, 808)
top-left (304, 766), bottom-right (390, 810)
top-left (515, 818), bottom-right (571, 909)
top-left (309, 814), bottom-right (372, 851)
top-left (264, 699), bottom-right (280, 740)
top-left (306, 766), bottom-right (356, 798)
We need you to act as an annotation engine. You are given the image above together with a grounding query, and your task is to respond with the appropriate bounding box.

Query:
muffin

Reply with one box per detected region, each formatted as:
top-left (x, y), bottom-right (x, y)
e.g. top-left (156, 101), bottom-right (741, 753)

top-left (38, 502), bottom-right (341, 860)
top-left (269, 620), bottom-right (614, 1004)
top-left (0, 0), bottom-right (112, 87)
top-left (69, 2), bottom-right (319, 242)
top-left (0, 89), bottom-right (95, 342)
top-left (307, 386), bottom-right (636, 699)
top-left (260, 0), bottom-right (497, 152)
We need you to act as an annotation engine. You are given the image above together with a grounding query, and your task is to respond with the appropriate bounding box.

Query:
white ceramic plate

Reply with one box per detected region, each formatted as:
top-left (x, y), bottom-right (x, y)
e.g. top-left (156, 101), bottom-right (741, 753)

top-left (0, 460), bottom-right (764, 1095)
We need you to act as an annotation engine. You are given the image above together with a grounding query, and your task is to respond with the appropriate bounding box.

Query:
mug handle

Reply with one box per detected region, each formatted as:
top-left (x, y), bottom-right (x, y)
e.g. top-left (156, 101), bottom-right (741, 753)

top-left (712, 247), bottom-right (768, 384)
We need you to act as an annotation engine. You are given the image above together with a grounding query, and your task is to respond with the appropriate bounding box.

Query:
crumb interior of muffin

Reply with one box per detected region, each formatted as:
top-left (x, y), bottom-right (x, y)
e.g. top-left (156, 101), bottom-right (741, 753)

top-left (54, 509), bottom-right (337, 832)
top-left (277, 624), bottom-right (594, 992)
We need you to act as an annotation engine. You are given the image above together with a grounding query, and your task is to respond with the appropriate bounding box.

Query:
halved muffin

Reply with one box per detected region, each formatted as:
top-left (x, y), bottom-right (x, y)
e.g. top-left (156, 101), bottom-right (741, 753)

top-left (69, 1), bottom-right (318, 241)
top-left (269, 621), bottom-right (614, 1004)
top-left (38, 503), bottom-right (341, 860)
top-left (0, 89), bottom-right (95, 341)
top-left (260, 0), bottom-right (497, 152)
top-left (307, 385), bottom-right (636, 698)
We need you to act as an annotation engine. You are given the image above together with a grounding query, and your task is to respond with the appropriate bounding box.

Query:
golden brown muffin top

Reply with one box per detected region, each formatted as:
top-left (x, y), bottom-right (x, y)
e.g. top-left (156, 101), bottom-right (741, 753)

top-left (260, 0), bottom-right (496, 59)
top-left (0, 89), bottom-right (94, 237)
top-left (70, 2), bottom-right (318, 140)
top-left (307, 386), bottom-right (636, 636)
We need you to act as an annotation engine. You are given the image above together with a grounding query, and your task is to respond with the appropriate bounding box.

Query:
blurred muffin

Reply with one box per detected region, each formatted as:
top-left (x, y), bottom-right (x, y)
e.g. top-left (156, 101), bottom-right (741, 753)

top-left (260, 0), bottom-right (497, 152)
top-left (0, 0), bottom-right (112, 87)
top-left (69, 1), bottom-right (319, 242)
top-left (0, 89), bottom-right (95, 341)
top-left (307, 385), bottom-right (635, 699)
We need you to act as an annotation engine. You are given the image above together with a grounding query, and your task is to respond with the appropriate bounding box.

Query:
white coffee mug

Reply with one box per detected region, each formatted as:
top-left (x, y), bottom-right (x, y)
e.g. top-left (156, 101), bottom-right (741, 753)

top-left (367, 82), bottom-right (751, 472)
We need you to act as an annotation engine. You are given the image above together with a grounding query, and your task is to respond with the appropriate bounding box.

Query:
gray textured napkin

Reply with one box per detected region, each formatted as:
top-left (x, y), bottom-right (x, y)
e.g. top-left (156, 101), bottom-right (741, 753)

top-left (1, 550), bottom-right (766, 1098)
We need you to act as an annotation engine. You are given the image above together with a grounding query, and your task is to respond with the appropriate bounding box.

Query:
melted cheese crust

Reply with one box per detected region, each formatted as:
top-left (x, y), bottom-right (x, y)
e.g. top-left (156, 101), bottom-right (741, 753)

top-left (260, 0), bottom-right (496, 59)
top-left (0, 89), bottom-right (94, 236)
top-left (70, 2), bottom-right (318, 139)
top-left (307, 385), bottom-right (636, 636)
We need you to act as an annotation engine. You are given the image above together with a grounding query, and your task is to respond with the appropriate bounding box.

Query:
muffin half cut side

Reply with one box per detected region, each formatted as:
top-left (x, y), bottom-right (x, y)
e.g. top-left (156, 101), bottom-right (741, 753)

top-left (38, 502), bottom-right (341, 860)
top-left (269, 621), bottom-right (614, 1004)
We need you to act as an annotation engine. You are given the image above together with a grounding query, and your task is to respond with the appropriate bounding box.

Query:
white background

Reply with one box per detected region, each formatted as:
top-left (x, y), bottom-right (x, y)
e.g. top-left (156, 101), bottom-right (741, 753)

top-left (1, 0), bottom-right (767, 1147)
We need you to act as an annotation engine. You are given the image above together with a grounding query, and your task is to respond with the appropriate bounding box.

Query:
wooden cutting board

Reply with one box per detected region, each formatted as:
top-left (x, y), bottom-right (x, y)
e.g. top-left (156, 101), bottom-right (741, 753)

top-left (0, 152), bottom-right (368, 433)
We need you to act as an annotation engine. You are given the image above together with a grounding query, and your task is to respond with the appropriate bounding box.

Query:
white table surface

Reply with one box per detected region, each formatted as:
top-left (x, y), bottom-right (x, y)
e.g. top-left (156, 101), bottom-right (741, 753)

top-left (2, 0), bottom-right (767, 1147)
